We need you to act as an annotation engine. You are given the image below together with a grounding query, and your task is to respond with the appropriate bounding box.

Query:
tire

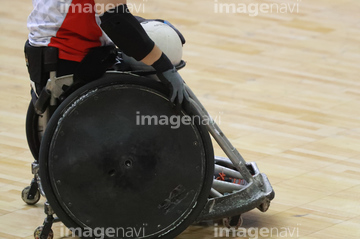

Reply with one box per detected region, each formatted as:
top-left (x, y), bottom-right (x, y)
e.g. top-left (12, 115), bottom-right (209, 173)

top-left (39, 72), bottom-right (214, 239)
top-left (25, 101), bottom-right (42, 160)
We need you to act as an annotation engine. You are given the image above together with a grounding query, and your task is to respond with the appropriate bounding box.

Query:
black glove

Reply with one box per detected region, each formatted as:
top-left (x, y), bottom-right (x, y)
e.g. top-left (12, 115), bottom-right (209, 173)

top-left (157, 67), bottom-right (189, 104)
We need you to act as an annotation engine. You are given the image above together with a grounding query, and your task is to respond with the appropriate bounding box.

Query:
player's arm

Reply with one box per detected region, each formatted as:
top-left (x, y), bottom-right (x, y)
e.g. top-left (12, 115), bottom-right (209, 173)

top-left (95, 0), bottom-right (188, 104)
top-left (94, 0), bottom-right (160, 65)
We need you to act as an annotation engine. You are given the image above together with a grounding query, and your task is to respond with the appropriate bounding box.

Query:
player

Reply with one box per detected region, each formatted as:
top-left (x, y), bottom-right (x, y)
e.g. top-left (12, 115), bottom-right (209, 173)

top-left (25, 0), bottom-right (189, 105)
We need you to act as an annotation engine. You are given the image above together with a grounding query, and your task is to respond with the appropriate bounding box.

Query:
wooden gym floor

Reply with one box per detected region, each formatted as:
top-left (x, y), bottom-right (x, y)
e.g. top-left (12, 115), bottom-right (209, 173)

top-left (1, 0), bottom-right (360, 238)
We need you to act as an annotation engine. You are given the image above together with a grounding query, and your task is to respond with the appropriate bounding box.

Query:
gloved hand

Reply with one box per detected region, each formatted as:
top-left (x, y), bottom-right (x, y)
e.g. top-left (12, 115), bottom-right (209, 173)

top-left (152, 52), bottom-right (189, 105)
top-left (157, 67), bottom-right (190, 105)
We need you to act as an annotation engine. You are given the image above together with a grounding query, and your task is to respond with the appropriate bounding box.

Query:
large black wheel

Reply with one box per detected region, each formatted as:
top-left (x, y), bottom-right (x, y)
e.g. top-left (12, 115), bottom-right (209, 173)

top-left (39, 72), bottom-right (214, 239)
top-left (25, 101), bottom-right (42, 160)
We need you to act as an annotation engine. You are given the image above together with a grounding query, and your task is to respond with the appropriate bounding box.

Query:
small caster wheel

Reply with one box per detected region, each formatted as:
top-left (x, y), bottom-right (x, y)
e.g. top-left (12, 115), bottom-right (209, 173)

top-left (222, 214), bottom-right (243, 228)
top-left (34, 226), bottom-right (54, 239)
top-left (257, 198), bottom-right (271, 212)
top-left (22, 186), bottom-right (41, 205)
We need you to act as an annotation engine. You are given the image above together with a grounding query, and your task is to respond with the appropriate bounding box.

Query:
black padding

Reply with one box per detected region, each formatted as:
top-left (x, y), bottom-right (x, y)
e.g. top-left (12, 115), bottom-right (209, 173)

top-left (43, 47), bottom-right (59, 72)
top-left (100, 5), bottom-right (155, 61)
top-left (26, 101), bottom-right (41, 161)
top-left (24, 40), bottom-right (48, 86)
top-left (39, 73), bottom-right (214, 239)
top-left (24, 40), bottom-right (59, 93)
top-left (74, 45), bottom-right (117, 83)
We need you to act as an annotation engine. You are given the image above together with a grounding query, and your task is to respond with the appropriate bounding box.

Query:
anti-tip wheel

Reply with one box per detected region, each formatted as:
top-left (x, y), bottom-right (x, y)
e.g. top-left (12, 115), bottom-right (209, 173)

top-left (257, 198), bottom-right (271, 212)
top-left (222, 214), bottom-right (243, 229)
top-left (22, 186), bottom-right (41, 205)
top-left (34, 226), bottom-right (54, 239)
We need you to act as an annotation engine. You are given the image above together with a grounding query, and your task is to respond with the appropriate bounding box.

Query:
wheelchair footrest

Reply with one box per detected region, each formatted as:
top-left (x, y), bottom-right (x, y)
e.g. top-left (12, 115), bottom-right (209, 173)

top-left (198, 160), bottom-right (275, 221)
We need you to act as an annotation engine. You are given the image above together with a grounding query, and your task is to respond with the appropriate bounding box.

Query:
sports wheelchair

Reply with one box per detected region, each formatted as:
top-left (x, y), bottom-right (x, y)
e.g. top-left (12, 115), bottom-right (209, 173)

top-left (22, 47), bottom-right (274, 239)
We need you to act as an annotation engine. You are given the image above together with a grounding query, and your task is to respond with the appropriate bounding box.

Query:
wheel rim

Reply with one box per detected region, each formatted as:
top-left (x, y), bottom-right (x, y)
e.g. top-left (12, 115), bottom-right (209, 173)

top-left (39, 73), bottom-right (214, 239)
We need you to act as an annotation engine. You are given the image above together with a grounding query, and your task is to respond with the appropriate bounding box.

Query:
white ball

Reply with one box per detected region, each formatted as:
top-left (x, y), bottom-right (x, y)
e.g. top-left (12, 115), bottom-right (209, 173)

top-left (142, 21), bottom-right (183, 66)
top-left (123, 21), bottom-right (183, 71)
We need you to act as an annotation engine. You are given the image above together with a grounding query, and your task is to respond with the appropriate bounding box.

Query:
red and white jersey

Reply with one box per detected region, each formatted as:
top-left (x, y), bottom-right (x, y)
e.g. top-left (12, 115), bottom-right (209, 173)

top-left (27, 0), bottom-right (113, 62)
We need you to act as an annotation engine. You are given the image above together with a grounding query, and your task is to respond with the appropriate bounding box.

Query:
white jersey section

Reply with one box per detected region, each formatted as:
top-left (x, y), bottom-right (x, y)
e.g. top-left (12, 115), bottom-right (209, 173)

top-left (27, 0), bottom-right (112, 47)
